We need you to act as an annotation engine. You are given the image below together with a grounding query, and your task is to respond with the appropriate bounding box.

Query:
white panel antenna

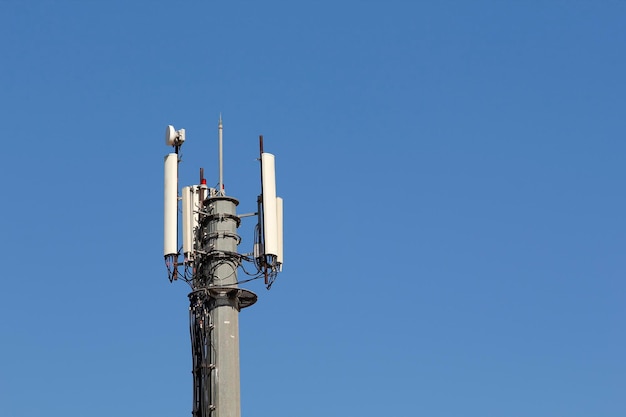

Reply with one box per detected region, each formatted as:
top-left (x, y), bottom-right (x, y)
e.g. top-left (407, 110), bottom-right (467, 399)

top-left (192, 186), bottom-right (201, 226)
top-left (163, 153), bottom-right (178, 256)
top-left (276, 196), bottom-right (283, 271)
top-left (261, 152), bottom-right (278, 259)
top-left (182, 186), bottom-right (192, 260)
top-left (182, 185), bottom-right (201, 263)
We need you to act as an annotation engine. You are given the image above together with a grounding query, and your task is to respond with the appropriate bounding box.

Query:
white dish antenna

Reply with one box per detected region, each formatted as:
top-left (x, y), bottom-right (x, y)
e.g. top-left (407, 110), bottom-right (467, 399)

top-left (165, 125), bottom-right (186, 147)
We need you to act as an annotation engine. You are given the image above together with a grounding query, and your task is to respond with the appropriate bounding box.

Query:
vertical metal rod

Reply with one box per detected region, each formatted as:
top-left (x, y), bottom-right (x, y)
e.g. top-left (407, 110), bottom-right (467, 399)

top-left (258, 135), bottom-right (269, 284)
top-left (218, 115), bottom-right (224, 195)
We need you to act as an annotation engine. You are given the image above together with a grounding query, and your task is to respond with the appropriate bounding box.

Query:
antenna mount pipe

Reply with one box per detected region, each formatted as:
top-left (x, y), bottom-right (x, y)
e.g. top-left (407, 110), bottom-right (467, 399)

top-left (218, 115), bottom-right (224, 195)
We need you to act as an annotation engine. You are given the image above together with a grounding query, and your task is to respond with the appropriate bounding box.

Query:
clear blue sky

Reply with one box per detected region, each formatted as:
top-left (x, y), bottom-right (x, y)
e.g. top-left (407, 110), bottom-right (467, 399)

top-left (1, 1), bottom-right (624, 416)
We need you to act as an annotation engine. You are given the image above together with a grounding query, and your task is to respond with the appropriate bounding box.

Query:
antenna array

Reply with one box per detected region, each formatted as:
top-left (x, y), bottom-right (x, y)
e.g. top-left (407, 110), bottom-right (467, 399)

top-left (162, 118), bottom-right (284, 417)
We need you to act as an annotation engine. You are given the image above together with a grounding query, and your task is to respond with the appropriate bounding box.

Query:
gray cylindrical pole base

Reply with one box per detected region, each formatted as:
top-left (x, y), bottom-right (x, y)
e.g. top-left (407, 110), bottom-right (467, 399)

top-left (189, 196), bottom-right (256, 417)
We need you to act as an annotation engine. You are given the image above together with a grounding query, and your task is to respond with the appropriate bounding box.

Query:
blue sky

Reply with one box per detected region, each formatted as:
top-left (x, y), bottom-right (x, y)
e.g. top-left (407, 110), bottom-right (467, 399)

top-left (1, 1), bottom-right (624, 416)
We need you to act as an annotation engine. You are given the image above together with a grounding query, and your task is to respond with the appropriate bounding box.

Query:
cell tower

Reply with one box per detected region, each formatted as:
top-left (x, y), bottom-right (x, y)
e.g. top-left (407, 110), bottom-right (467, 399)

top-left (163, 119), bottom-right (283, 417)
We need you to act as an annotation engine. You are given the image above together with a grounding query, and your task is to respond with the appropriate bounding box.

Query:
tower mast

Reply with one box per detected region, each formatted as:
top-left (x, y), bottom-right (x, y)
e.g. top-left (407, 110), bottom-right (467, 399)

top-left (189, 118), bottom-right (255, 417)
top-left (189, 193), bottom-right (256, 417)
top-left (163, 118), bottom-right (283, 417)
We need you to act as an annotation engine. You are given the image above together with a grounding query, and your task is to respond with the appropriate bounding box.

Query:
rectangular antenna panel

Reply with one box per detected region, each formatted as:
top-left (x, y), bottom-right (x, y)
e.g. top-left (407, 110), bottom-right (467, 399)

top-left (182, 186), bottom-right (192, 259)
top-left (261, 153), bottom-right (278, 257)
top-left (182, 186), bottom-right (201, 262)
top-left (163, 153), bottom-right (178, 256)
top-left (192, 186), bottom-right (200, 229)
top-left (276, 196), bottom-right (283, 271)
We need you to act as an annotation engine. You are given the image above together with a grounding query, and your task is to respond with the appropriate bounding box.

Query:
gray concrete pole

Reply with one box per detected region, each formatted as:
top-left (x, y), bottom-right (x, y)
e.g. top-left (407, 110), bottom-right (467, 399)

top-left (190, 196), bottom-right (256, 417)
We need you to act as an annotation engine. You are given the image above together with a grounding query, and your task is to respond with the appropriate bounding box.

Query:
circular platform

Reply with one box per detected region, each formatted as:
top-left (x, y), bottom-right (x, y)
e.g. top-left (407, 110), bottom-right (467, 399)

top-left (190, 286), bottom-right (258, 310)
